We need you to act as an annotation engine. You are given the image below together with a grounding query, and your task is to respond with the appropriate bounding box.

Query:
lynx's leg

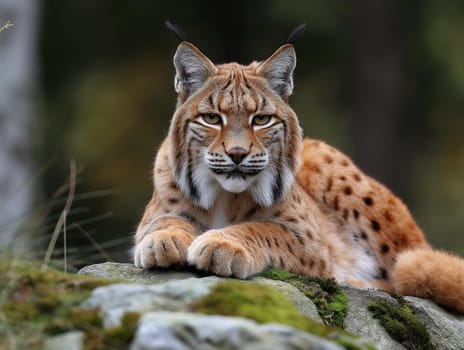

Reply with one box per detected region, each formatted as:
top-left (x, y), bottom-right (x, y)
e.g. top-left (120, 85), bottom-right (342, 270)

top-left (134, 216), bottom-right (196, 268)
top-left (188, 222), bottom-right (332, 279)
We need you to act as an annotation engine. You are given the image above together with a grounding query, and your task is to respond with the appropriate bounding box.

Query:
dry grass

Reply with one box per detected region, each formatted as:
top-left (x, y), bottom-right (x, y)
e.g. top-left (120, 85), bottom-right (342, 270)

top-left (0, 20), bottom-right (13, 33)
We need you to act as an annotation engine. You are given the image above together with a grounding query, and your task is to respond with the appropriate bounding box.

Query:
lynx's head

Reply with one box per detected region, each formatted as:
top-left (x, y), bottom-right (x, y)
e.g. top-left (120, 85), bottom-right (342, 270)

top-left (167, 27), bottom-right (304, 209)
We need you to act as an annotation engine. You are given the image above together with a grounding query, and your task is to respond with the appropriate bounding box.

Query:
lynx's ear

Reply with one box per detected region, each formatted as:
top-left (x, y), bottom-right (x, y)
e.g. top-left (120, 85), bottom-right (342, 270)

top-left (257, 44), bottom-right (296, 101)
top-left (173, 42), bottom-right (217, 101)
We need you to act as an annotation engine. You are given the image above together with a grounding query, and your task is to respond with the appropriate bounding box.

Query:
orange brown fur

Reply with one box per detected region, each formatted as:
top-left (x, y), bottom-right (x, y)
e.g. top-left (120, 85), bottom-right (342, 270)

top-left (134, 40), bottom-right (464, 313)
top-left (393, 249), bottom-right (464, 313)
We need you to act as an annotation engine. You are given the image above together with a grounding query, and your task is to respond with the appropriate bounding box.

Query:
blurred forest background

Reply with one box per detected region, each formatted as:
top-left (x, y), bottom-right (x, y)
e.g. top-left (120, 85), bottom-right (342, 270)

top-left (0, 0), bottom-right (463, 267)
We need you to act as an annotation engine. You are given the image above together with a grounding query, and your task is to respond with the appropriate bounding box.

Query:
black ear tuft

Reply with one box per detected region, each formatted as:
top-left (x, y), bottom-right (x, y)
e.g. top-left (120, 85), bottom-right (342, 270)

top-left (165, 20), bottom-right (190, 43)
top-left (286, 24), bottom-right (306, 45)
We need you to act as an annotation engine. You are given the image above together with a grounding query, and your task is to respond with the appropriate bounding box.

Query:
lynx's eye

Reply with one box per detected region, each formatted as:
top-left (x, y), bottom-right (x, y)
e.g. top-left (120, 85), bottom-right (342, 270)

top-left (200, 113), bottom-right (222, 125)
top-left (252, 114), bottom-right (273, 126)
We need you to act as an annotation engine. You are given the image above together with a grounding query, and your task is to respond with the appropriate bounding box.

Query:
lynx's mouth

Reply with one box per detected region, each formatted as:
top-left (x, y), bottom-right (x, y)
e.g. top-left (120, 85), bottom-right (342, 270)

top-left (205, 151), bottom-right (268, 193)
top-left (207, 156), bottom-right (267, 175)
top-left (211, 167), bottom-right (261, 178)
top-left (214, 171), bottom-right (256, 193)
top-left (225, 169), bottom-right (247, 180)
top-left (207, 165), bottom-right (259, 193)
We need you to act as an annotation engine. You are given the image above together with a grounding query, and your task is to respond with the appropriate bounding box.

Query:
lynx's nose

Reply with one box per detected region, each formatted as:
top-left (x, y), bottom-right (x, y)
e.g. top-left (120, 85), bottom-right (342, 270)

top-left (227, 147), bottom-right (248, 164)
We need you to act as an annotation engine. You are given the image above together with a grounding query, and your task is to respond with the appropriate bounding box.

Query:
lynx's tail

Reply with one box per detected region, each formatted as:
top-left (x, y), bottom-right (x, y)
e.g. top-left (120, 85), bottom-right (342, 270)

top-left (392, 248), bottom-right (464, 313)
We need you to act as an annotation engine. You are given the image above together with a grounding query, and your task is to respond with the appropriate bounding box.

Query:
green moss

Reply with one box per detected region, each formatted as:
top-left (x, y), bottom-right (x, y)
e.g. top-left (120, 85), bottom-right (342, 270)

top-left (368, 299), bottom-right (435, 350)
top-left (70, 308), bottom-right (103, 329)
top-left (75, 311), bottom-right (142, 350)
top-left (260, 268), bottom-right (296, 281)
top-left (260, 269), bottom-right (349, 328)
top-left (0, 260), bottom-right (123, 349)
top-left (336, 336), bottom-right (377, 350)
top-left (191, 281), bottom-right (372, 350)
top-left (45, 308), bottom-right (103, 335)
top-left (191, 280), bottom-right (331, 337)
top-left (105, 312), bottom-right (141, 343)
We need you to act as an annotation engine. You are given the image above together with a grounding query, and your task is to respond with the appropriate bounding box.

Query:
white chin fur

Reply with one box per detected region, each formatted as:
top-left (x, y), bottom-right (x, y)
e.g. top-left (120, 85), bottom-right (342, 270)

top-left (215, 175), bottom-right (253, 193)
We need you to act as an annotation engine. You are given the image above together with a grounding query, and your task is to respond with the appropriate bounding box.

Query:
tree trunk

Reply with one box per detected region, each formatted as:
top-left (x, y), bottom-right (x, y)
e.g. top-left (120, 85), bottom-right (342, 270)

top-left (0, 0), bottom-right (41, 246)
top-left (354, 0), bottom-right (406, 195)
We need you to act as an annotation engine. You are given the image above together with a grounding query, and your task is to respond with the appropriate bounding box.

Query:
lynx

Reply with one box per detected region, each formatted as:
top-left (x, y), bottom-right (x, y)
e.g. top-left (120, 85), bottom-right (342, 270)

top-left (134, 25), bottom-right (464, 313)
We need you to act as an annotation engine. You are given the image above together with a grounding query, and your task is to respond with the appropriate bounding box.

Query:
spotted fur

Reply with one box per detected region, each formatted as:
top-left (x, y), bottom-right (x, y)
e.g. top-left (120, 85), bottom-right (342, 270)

top-left (134, 40), bottom-right (464, 313)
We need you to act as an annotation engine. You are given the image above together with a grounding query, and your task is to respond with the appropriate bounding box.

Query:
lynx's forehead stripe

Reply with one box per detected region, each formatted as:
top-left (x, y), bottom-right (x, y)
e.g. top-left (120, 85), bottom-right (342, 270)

top-left (200, 69), bottom-right (276, 116)
top-left (257, 94), bottom-right (264, 112)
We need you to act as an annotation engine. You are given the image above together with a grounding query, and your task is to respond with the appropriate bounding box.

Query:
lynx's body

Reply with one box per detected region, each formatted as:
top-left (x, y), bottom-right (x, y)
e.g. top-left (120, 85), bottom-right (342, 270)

top-left (134, 35), bottom-right (464, 313)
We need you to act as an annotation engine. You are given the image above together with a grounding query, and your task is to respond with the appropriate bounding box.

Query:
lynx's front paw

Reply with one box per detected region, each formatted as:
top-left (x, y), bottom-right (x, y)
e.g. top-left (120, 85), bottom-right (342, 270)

top-left (134, 230), bottom-right (193, 268)
top-left (187, 230), bottom-right (264, 278)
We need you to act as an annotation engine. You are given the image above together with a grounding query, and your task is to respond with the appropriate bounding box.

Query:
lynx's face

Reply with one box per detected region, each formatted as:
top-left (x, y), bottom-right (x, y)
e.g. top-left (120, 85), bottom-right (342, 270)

top-left (168, 42), bottom-right (302, 209)
top-left (200, 107), bottom-right (272, 194)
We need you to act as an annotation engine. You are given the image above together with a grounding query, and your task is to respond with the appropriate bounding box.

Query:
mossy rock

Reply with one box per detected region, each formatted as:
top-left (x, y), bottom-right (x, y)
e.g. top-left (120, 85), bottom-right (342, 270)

top-left (13, 260), bottom-right (460, 350)
top-left (260, 269), bottom-right (349, 328)
top-left (0, 260), bottom-right (135, 350)
top-left (368, 299), bottom-right (435, 350)
top-left (191, 280), bottom-right (331, 336)
top-left (79, 262), bottom-right (204, 283)
top-left (191, 280), bottom-right (372, 350)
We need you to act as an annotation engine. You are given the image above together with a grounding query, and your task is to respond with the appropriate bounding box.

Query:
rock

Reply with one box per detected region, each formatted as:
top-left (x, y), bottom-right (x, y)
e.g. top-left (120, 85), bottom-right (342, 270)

top-left (79, 263), bottom-right (464, 350)
top-left (340, 284), bottom-right (405, 350)
top-left (79, 262), bottom-right (202, 283)
top-left (405, 296), bottom-right (464, 350)
top-left (81, 277), bottom-right (221, 327)
top-left (44, 331), bottom-right (84, 350)
top-left (80, 263), bottom-right (322, 323)
top-left (81, 275), bottom-right (322, 329)
top-left (130, 311), bottom-right (343, 350)
top-left (252, 276), bottom-right (322, 322)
